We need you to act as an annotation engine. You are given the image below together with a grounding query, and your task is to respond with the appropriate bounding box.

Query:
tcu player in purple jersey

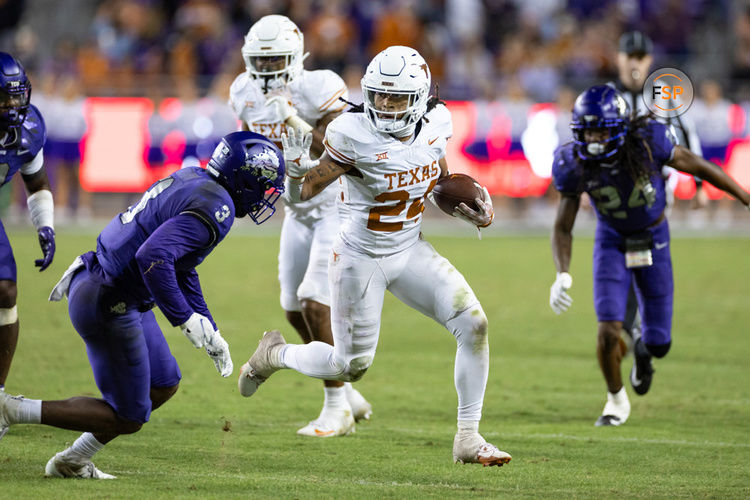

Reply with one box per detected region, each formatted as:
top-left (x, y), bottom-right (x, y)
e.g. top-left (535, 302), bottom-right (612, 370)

top-left (549, 85), bottom-right (750, 426)
top-left (0, 131), bottom-right (285, 478)
top-left (0, 52), bottom-right (56, 397)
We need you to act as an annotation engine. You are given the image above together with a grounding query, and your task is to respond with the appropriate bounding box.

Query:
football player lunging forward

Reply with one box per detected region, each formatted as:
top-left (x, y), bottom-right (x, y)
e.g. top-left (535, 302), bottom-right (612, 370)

top-left (549, 85), bottom-right (750, 426)
top-left (239, 46), bottom-right (511, 466)
top-left (0, 132), bottom-right (285, 478)
top-left (0, 53), bottom-right (56, 402)
top-left (230, 14), bottom-right (371, 437)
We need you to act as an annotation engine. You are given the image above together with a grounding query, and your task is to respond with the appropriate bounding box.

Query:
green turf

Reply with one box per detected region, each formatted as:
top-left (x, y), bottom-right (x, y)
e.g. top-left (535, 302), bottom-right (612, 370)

top-left (1, 229), bottom-right (749, 498)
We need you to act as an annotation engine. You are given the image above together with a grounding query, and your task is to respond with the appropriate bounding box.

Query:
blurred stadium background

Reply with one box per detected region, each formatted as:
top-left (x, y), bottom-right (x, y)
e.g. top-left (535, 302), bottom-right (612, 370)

top-left (1, 0), bottom-right (749, 233)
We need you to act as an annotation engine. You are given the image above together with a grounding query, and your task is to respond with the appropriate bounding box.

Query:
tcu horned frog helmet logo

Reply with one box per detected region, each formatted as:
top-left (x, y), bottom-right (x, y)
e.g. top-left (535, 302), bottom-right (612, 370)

top-left (245, 146), bottom-right (281, 182)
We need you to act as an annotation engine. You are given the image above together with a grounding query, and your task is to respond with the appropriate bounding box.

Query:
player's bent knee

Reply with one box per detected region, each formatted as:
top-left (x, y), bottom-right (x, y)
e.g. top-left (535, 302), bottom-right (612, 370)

top-left (0, 305), bottom-right (18, 326)
top-left (300, 299), bottom-right (328, 321)
top-left (345, 355), bottom-right (372, 382)
top-left (448, 305), bottom-right (489, 347)
top-left (150, 383), bottom-right (179, 410)
top-left (114, 417), bottom-right (143, 435)
top-left (0, 280), bottom-right (17, 309)
top-left (645, 341), bottom-right (670, 358)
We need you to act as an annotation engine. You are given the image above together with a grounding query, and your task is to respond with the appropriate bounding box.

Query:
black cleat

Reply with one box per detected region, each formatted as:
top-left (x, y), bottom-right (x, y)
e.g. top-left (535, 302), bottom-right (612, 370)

top-left (630, 339), bottom-right (654, 395)
top-left (595, 415), bottom-right (623, 427)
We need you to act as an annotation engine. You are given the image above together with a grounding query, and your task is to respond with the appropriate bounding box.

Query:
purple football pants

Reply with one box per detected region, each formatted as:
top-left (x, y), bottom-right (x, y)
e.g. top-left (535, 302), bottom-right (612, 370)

top-left (67, 268), bottom-right (181, 423)
top-left (593, 219), bottom-right (673, 347)
top-left (0, 220), bottom-right (17, 282)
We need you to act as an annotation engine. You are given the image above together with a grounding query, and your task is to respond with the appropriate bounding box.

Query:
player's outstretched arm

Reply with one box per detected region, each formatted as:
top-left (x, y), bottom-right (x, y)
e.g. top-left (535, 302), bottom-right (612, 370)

top-left (668, 146), bottom-right (750, 207)
top-left (282, 128), bottom-right (350, 202)
top-left (550, 194), bottom-right (580, 314)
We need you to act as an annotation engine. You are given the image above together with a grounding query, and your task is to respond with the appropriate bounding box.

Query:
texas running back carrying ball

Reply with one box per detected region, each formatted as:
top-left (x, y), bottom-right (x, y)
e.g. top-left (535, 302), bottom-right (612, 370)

top-left (239, 46), bottom-right (511, 466)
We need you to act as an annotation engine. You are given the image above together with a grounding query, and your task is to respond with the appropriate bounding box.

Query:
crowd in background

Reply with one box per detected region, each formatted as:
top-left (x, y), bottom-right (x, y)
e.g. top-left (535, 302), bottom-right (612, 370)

top-left (0, 0), bottom-right (747, 222)
top-left (0, 0), bottom-right (738, 99)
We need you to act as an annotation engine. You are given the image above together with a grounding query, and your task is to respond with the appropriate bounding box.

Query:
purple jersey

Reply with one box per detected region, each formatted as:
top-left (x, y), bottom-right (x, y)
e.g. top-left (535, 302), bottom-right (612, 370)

top-left (553, 120), bottom-right (675, 233)
top-left (0, 104), bottom-right (46, 186)
top-left (88, 167), bottom-right (235, 324)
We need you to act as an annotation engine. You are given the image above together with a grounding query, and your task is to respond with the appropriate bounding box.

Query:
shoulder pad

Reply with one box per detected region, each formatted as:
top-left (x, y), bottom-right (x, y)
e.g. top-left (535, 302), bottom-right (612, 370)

top-left (21, 105), bottom-right (47, 156)
top-left (299, 69), bottom-right (348, 114)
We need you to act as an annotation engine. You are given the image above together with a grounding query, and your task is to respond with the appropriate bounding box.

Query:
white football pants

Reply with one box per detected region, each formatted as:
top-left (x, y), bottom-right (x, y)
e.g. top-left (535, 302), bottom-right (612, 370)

top-left (281, 237), bottom-right (490, 421)
top-left (277, 211), bottom-right (338, 311)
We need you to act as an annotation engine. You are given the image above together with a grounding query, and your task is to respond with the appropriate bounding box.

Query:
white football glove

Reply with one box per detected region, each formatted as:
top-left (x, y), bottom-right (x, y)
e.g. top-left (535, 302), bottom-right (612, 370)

top-left (281, 127), bottom-right (320, 179)
top-left (180, 313), bottom-right (233, 376)
top-left (549, 272), bottom-right (573, 314)
top-left (453, 186), bottom-right (494, 228)
top-left (205, 330), bottom-right (233, 377)
top-left (180, 312), bottom-right (214, 348)
top-left (265, 95), bottom-right (297, 122)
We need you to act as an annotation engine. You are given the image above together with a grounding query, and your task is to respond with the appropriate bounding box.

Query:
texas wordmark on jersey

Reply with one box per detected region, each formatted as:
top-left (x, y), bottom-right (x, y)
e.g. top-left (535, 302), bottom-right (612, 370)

top-left (324, 104), bottom-right (453, 257)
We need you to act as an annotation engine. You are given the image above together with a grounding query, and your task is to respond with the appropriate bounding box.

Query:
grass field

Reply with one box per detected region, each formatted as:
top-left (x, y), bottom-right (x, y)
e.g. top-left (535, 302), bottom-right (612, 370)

top-left (1, 228), bottom-right (749, 498)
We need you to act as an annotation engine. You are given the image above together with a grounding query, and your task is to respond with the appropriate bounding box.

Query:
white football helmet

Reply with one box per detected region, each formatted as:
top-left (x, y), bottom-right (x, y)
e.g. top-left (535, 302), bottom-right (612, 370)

top-left (242, 15), bottom-right (306, 91)
top-left (361, 46), bottom-right (431, 135)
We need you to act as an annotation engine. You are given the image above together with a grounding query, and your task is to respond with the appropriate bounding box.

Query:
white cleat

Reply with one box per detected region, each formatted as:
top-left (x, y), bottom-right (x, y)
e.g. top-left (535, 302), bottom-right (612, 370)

top-left (238, 330), bottom-right (286, 397)
top-left (345, 385), bottom-right (372, 422)
top-left (45, 452), bottom-right (116, 479)
top-left (297, 408), bottom-right (355, 438)
top-left (453, 432), bottom-right (511, 467)
top-left (0, 390), bottom-right (23, 442)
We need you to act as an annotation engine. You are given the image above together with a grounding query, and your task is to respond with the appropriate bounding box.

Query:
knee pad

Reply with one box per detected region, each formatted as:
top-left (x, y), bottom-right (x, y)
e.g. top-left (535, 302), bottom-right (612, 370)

top-left (645, 341), bottom-right (671, 358)
top-left (447, 305), bottom-right (489, 350)
top-left (347, 355), bottom-right (372, 382)
top-left (0, 306), bottom-right (18, 326)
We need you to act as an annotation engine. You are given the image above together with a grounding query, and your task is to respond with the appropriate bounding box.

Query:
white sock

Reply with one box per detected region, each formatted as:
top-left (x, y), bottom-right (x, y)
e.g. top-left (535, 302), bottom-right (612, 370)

top-left (63, 432), bottom-right (105, 461)
top-left (343, 382), bottom-right (353, 395)
top-left (608, 387), bottom-right (629, 405)
top-left (457, 419), bottom-right (479, 436)
top-left (446, 306), bottom-right (489, 421)
top-left (6, 396), bottom-right (42, 424)
top-left (323, 386), bottom-right (348, 411)
top-left (280, 342), bottom-right (342, 379)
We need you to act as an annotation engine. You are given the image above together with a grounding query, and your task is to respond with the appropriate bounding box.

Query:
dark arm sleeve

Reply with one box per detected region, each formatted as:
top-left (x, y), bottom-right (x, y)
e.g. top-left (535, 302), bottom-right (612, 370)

top-left (177, 268), bottom-right (217, 329)
top-left (135, 214), bottom-right (215, 326)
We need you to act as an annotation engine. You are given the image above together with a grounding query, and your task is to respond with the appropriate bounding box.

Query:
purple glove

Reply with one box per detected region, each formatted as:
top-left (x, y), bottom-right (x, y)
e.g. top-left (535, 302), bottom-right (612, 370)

top-left (35, 226), bottom-right (55, 271)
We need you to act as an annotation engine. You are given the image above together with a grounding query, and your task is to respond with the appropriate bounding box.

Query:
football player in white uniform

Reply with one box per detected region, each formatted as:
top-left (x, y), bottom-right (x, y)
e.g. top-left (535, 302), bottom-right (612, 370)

top-left (229, 15), bottom-right (371, 438)
top-left (238, 46), bottom-right (511, 466)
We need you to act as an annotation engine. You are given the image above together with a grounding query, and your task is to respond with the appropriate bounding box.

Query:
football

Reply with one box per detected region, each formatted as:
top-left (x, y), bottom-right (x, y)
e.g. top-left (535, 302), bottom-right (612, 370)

top-left (430, 173), bottom-right (484, 216)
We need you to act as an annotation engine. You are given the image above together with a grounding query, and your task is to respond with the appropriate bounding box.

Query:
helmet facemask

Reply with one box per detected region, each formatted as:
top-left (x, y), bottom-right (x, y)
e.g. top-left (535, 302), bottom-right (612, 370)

top-left (243, 52), bottom-right (299, 93)
top-left (0, 81), bottom-right (30, 141)
top-left (571, 117), bottom-right (628, 161)
top-left (363, 88), bottom-right (423, 135)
